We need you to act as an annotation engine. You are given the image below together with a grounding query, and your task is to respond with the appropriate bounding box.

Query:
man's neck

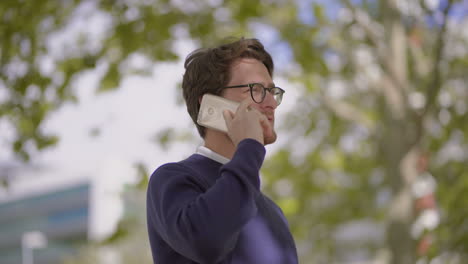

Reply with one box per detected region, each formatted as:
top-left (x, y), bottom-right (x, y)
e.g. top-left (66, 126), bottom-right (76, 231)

top-left (203, 130), bottom-right (236, 159)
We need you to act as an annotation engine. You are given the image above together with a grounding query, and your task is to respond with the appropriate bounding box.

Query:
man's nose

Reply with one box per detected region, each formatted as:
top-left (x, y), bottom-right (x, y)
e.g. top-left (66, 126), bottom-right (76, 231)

top-left (261, 90), bottom-right (277, 109)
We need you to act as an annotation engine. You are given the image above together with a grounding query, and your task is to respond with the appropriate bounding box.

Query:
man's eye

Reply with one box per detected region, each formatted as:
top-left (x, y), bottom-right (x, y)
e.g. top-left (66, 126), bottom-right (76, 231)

top-left (252, 85), bottom-right (263, 92)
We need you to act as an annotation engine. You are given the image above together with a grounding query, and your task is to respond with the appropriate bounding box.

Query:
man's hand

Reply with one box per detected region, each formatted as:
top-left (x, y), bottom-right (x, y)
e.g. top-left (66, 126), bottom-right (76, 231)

top-left (222, 97), bottom-right (273, 147)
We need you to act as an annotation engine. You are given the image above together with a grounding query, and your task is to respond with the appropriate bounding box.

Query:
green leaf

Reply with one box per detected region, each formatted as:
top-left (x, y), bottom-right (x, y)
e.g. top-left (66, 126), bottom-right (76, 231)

top-left (98, 64), bottom-right (121, 93)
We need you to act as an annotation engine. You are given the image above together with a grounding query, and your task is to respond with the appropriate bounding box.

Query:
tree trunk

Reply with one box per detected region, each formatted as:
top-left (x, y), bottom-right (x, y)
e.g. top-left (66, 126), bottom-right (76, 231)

top-left (380, 0), bottom-right (418, 263)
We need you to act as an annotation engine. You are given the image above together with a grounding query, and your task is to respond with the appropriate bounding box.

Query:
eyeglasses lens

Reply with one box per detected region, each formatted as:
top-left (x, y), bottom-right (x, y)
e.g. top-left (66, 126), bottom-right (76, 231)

top-left (249, 84), bottom-right (283, 105)
top-left (250, 84), bottom-right (265, 103)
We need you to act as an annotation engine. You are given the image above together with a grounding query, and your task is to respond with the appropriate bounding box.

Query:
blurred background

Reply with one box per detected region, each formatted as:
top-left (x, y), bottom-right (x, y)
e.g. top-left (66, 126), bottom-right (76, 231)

top-left (0, 0), bottom-right (467, 263)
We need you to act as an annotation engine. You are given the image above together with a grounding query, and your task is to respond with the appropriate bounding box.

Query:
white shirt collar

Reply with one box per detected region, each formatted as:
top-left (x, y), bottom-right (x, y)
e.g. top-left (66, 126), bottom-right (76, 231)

top-left (196, 145), bottom-right (230, 165)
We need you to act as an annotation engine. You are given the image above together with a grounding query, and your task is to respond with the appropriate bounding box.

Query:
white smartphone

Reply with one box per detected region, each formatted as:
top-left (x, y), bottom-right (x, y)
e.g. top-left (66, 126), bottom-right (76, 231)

top-left (197, 94), bottom-right (240, 133)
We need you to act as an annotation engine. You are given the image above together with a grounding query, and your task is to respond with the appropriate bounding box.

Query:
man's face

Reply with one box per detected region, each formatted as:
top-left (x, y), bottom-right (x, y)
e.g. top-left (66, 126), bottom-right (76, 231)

top-left (222, 58), bottom-right (278, 145)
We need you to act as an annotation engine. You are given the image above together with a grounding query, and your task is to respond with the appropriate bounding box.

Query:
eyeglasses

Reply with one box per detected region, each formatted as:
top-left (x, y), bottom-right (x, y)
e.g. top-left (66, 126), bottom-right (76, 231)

top-left (223, 83), bottom-right (285, 106)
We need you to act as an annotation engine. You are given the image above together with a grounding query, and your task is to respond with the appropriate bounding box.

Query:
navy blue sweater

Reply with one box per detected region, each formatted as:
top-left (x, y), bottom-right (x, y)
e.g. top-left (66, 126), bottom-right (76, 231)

top-left (146, 139), bottom-right (298, 264)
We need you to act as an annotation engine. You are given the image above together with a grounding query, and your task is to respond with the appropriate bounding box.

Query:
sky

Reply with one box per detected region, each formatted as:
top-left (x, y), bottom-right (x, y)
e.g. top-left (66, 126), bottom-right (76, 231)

top-left (1, 32), bottom-right (300, 241)
top-left (1, 0), bottom-right (465, 251)
top-left (0, 0), bottom-right (337, 241)
top-left (0, 2), bottom-right (196, 240)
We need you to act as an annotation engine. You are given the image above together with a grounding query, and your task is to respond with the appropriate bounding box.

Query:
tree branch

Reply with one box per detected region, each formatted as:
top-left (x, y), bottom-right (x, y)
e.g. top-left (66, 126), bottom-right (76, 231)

top-left (407, 0), bottom-right (456, 159)
top-left (341, 0), bottom-right (384, 50)
top-left (322, 95), bottom-right (375, 131)
top-left (341, 0), bottom-right (412, 113)
top-left (421, 0), bottom-right (455, 117)
top-left (408, 37), bottom-right (431, 79)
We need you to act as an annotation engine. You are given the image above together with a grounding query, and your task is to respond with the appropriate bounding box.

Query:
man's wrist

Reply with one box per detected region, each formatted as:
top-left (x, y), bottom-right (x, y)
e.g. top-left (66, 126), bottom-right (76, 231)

top-left (225, 139), bottom-right (265, 190)
top-left (237, 138), bottom-right (264, 149)
top-left (235, 138), bottom-right (266, 168)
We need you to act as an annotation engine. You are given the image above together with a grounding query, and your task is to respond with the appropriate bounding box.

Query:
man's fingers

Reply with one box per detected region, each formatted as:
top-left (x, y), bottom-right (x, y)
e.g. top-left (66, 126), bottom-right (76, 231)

top-left (259, 114), bottom-right (271, 129)
top-left (259, 114), bottom-right (274, 137)
top-left (223, 110), bottom-right (234, 126)
top-left (236, 97), bottom-right (255, 114)
top-left (240, 105), bottom-right (273, 135)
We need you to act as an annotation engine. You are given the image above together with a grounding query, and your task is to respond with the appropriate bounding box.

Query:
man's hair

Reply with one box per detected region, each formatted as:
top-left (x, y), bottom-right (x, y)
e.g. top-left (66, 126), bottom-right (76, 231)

top-left (182, 38), bottom-right (274, 138)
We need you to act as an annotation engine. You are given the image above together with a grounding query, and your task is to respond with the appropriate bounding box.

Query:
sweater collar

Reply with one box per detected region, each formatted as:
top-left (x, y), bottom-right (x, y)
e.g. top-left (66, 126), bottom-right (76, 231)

top-left (196, 145), bottom-right (230, 165)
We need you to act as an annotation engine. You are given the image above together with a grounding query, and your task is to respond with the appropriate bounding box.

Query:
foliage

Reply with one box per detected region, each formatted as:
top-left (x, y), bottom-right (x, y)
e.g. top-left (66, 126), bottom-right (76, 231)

top-left (258, 0), bottom-right (468, 263)
top-left (2, 0), bottom-right (87, 161)
top-left (2, 0), bottom-right (468, 263)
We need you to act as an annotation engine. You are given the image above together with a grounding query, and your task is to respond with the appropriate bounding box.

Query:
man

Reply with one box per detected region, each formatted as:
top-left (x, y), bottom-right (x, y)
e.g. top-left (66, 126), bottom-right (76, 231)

top-left (146, 38), bottom-right (298, 264)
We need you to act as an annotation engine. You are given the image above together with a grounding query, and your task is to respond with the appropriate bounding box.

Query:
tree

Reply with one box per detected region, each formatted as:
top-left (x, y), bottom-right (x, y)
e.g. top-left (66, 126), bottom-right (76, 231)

top-left (2, 0), bottom-right (467, 263)
top-left (260, 0), bottom-right (468, 263)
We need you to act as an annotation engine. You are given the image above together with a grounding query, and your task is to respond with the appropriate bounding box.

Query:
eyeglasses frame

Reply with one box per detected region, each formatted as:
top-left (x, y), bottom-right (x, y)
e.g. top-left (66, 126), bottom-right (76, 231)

top-left (223, 83), bottom-right (285, 105)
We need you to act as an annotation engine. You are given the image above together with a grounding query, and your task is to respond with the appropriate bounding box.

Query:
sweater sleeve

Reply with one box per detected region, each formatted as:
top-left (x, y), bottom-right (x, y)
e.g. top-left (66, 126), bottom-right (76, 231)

top-left (147, 139), bottom-right (265, 263)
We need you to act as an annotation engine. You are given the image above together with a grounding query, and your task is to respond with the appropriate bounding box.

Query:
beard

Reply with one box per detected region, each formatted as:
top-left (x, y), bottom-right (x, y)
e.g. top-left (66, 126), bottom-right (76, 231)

top-left (263, 125), bottom-right (277, 145)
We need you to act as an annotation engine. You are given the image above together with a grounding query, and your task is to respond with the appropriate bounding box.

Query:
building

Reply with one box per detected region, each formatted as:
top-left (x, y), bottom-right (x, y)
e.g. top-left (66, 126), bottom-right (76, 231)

top-left (0, 181), bottom-right (90, 264)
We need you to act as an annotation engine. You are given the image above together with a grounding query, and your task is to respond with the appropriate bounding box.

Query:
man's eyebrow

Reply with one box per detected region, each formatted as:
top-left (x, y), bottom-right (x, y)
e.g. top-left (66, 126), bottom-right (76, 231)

top-left (259, 82), bottom-right (276, 87)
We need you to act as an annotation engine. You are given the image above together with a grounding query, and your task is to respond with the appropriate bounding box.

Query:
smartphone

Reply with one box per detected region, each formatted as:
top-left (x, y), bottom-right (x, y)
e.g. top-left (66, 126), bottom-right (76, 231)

top-left (197, 94), bottom-right (240, 133)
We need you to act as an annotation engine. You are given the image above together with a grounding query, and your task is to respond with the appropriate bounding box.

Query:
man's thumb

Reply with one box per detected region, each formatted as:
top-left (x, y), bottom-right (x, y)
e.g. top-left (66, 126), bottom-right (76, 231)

top-left (223, 110), bottom-right (234, 124)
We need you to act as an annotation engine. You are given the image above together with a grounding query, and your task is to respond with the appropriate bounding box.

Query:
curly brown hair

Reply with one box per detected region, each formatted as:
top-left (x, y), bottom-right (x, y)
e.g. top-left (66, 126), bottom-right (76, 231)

top-left (182, 38), bottom-right (274, 138)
